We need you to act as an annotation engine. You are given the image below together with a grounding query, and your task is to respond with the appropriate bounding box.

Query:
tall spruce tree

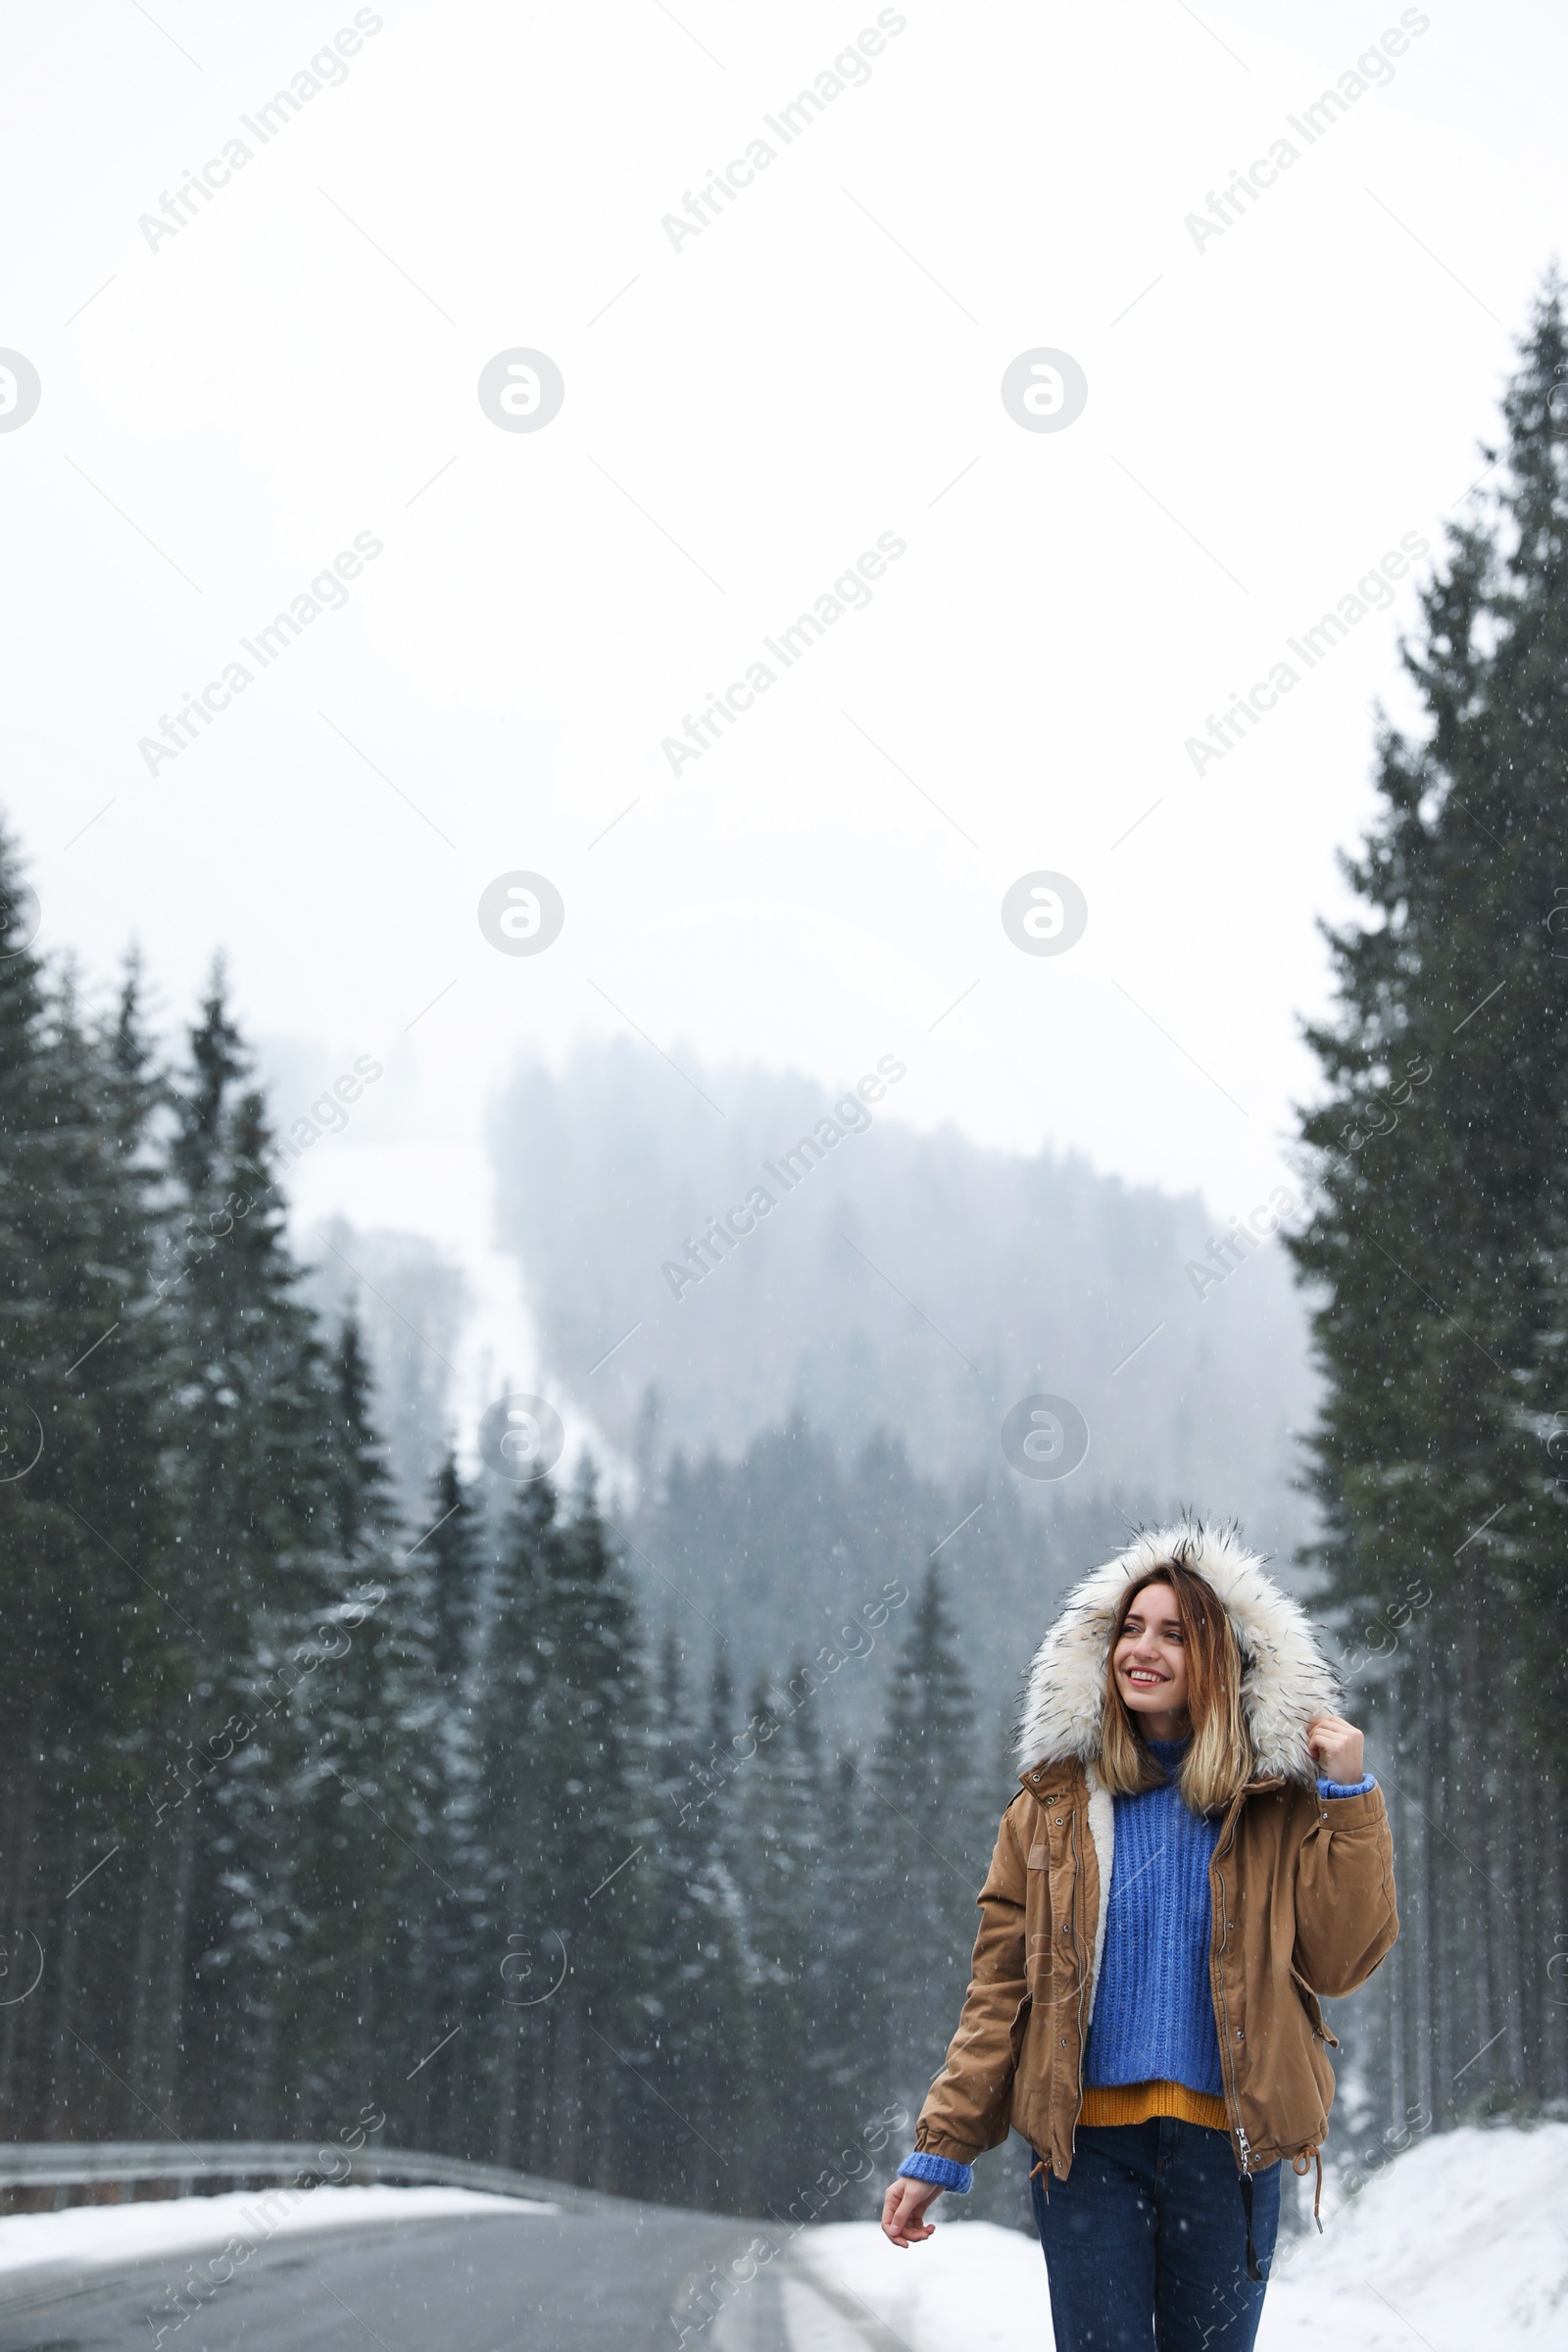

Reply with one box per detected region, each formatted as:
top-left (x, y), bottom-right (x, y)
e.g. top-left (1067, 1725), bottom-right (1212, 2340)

top-left (530, 1465), bottom-right (651, 2188)
top-left (734, 1669), bottom-right (824, 2212)
top-left (868, 1563), bottom-right (986, 2124)
top-left (281, 1314), bottom-right (413, 2130)
top-left (641, 1628), bottom-right (751, 2208)
top-left (397, 1450), bottom-right (490, 2154)
top-left (1286, 276), bottom-right (1568, 2126)
top-left (0, 896), bottom-right (175, 2135)
top-left (470, 1475), bottom-right (553, 2168)
top-left (474, 1468), bottom-right (660, 2188)
top-left (152, 972), bottom-right (337, 2127)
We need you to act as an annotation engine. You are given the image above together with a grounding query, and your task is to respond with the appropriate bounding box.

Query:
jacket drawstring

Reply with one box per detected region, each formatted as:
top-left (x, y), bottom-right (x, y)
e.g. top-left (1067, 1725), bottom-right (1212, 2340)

top-left (1292, 2147), bottom-right (1324, 2233)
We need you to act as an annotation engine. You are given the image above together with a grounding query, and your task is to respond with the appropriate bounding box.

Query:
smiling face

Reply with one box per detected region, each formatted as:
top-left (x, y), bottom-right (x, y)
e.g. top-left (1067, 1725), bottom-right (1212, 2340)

top-left (1111, 1579), bottom-right (1191, 1737)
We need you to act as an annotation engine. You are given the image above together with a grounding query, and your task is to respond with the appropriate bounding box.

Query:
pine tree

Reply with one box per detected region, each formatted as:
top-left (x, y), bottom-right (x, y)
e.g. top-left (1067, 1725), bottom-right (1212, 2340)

top-left (397, 1450), bottom-right (490, 2153)
top-left (733, 1669), bottom-right (823, 2211)
top-left (528, 1464), bottom-right (651, 2188)
top-left (641, 1628), bottom-right (750, 2208)
top-left (867, 1563), bottom-right (986, 2121)
top-left (0, 879), bottom-right (176, 2134)
top-left (810, 1745), bottom-right (889, 2205)
top-left (151, 972), bottom-right (338, 2129)
top-left (322, 1313), bottom-right (396, 1561)
top-left (1285, 275), bottom-right (1568, 2125)
top-left (58, 958), bottom-right (188, 2133)
top-left (469, 1474), bottom-right (554, 2167)
top-left (421, 1451), bottom-right (487, 1702)
top-left (282, 1314), bottom-right (413, 2129)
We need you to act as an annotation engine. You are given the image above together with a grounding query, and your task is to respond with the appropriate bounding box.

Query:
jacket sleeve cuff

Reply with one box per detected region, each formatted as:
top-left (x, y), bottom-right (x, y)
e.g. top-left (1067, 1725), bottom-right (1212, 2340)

top-left (898, 2151), bottom-right (973, 2194)
top-left (1317, 1773), bottom-right (1375, 1798)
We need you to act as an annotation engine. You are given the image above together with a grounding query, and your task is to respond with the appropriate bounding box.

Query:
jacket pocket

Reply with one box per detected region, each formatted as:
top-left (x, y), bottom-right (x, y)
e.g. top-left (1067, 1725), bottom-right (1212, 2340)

top-left (1291, 1966), bottom-right (1340, 2048)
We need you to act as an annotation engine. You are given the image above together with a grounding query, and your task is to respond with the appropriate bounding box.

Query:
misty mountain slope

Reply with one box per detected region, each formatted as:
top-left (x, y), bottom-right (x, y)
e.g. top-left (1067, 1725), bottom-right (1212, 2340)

top-left (490, 1041), bottom-right (1318, 1546)
top-left (300, 1215), bottom-right (468, 1516)
top-left (632, 1416), bottom-right (1166, 1744)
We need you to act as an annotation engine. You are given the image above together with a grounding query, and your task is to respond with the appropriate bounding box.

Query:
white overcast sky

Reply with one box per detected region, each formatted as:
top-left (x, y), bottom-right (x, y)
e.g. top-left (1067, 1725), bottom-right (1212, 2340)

top-left (2, 0), bottom-right (1562, 1359)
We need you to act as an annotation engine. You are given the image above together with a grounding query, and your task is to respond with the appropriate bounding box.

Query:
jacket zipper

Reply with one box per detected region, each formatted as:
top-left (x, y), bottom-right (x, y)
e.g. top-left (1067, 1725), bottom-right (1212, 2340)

top-left (1068, 1801), bottom-right (1088, 2162)
top-left (1210, 1797), bottom-right (1250, 2175)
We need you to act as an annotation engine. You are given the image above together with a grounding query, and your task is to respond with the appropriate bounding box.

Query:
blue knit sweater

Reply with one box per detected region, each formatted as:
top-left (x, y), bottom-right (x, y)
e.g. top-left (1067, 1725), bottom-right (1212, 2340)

top-left (900, 1742), bottom-right (1375, 2195)
top-left (1084, 1739), bottom-right (1223, 2093)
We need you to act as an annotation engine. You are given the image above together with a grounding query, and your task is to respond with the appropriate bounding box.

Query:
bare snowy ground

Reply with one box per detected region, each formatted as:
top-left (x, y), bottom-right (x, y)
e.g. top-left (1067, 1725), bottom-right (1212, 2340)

top-left (756, 2126), bottom-right (1568, 2351)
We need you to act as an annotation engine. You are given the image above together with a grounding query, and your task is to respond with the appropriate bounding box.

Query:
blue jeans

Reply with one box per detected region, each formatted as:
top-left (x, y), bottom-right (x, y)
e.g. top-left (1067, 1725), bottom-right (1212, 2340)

top-left (1028, 2121), bottom-right (1281, 2352)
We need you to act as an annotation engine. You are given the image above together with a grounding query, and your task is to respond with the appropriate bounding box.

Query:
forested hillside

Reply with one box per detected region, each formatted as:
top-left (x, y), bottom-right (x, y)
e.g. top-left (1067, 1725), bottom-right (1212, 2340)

top-left (0, 892), bottom-right (1012, 2215)
top-left (623, 1416), bottom-right (1150, 1745)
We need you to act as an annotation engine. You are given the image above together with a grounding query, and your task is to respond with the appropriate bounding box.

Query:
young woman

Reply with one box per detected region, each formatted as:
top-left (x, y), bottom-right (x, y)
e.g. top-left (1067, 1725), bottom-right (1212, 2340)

top-left (879, 1523), bottom-right (1397, 2352)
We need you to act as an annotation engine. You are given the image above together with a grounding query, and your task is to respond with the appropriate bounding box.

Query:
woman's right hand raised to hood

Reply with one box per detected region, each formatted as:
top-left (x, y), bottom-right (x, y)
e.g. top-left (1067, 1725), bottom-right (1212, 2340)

top-left (880, 2176), bottom-right (942, 2248)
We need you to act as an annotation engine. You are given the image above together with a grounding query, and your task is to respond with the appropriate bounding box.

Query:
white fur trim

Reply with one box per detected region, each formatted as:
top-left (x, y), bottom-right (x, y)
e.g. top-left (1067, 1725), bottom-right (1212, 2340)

top-left (1083, 1768), bottom-right (1115, 2029)
top-left (1017, 1517), bottom-right (1340, 1787)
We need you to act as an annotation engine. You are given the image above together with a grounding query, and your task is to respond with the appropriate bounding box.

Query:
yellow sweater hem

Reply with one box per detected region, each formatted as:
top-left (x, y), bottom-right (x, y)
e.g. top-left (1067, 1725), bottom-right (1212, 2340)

top-left (1078, 2081), bottom-right (1230, 2132)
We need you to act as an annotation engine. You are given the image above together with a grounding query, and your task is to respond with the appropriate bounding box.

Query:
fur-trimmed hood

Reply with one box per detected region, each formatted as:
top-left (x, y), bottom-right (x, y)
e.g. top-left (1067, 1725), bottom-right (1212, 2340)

top-left (1017, 1520), bottom-right (1339, 1787)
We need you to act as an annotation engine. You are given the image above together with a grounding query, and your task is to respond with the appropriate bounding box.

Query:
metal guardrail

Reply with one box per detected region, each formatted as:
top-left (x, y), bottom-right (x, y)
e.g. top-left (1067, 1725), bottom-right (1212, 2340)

top-left (0, 2141), bottom-right (619, 2216)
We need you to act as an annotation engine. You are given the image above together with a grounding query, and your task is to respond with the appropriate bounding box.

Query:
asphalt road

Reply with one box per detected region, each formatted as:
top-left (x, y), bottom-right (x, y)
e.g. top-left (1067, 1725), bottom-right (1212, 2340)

top-left (0, 2203), bottom-right (767, 2352)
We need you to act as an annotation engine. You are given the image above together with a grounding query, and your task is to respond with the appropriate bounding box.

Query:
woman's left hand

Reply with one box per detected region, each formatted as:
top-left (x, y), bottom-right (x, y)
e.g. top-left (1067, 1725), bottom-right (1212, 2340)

top-left (1306, 1712), bottom-right (1365, 1784)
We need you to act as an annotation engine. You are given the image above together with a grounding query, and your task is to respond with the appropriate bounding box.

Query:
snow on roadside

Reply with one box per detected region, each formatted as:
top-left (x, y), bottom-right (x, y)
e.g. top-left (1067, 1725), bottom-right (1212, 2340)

top-left (788, 2216), bottom-right (1039, 2352)
top-left (1260, 2123), bottom-right (1568, 2348)
top-left (784, 2126), bottom-right (1568, 2351)
top-left (0, 2182), bottom-right (557, 2278)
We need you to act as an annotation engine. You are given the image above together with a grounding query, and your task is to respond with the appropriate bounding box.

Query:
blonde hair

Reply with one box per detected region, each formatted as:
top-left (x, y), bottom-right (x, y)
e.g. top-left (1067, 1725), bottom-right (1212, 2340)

top-left (1098, 1554), bottom-right (1254, 1815)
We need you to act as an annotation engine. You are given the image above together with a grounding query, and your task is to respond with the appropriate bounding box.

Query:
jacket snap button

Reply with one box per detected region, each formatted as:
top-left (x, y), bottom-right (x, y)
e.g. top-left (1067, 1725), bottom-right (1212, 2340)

top-left (1060, 2036), bottom-right (1068, 2047)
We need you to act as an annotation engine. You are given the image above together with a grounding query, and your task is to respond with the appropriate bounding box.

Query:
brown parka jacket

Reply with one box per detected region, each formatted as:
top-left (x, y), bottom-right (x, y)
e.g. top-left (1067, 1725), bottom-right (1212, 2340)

top-left (912, 1524), bottom-right (1398, 2184)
